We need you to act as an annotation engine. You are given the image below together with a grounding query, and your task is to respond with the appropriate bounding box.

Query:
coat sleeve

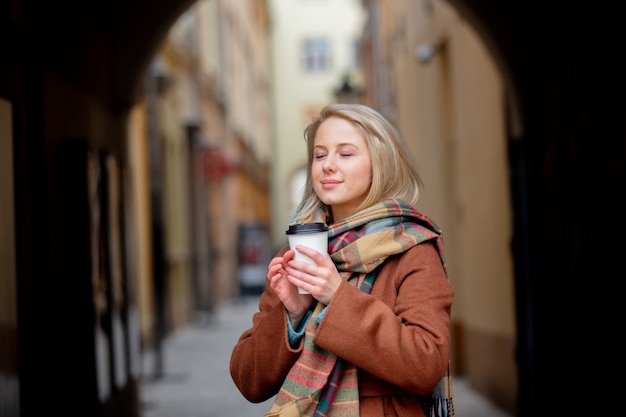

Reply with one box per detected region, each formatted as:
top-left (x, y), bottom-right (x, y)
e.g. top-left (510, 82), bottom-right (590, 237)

top-left (229, 251), bottom-right (303, 403)
top-left (312, 242), bottom-right (454, 396)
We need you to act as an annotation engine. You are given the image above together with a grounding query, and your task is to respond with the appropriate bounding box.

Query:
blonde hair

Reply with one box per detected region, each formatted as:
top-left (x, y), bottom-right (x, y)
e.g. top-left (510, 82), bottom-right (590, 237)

top-left (291, 103), bottom-right (423, 224)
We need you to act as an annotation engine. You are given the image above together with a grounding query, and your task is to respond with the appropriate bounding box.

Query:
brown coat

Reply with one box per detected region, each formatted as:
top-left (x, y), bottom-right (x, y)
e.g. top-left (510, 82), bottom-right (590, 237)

top-left (230, 242), bottom-right (454, 417)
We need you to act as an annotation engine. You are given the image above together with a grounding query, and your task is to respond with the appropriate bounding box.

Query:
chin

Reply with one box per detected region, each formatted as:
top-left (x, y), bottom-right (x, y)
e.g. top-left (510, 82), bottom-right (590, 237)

top-left (318, 195), bottom-right (339, 205)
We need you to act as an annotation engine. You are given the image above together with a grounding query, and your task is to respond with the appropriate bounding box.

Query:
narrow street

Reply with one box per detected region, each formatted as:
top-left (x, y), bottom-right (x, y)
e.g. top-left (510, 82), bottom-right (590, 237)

top-left (140, 296), bottom-right (513, 417)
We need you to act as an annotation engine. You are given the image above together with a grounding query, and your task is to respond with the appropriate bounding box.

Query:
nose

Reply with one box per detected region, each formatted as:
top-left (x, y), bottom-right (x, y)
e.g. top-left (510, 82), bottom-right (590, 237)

top-left (322, 154), bottom-right (336, 172)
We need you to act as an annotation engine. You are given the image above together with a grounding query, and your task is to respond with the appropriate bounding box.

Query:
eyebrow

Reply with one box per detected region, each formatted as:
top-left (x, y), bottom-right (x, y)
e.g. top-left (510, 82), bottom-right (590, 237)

top-left (314, 142), bottom-right (360, 149)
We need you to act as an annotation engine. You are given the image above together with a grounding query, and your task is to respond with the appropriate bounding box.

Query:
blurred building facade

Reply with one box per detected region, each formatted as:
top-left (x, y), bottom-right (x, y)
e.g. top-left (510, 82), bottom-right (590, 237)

top-left (125, 0), bottom-right (273, 361)
top-left (360, 0), bottom-right (515, 412)
top-left (267, 0), bottom-right (366, 246)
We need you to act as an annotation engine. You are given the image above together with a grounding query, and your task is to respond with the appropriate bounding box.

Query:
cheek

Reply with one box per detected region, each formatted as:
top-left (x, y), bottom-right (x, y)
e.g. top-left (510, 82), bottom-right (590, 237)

top-left (311, 162), bottom-right (323, 179)
top-left (353, 167), bottom-right (372, 193)
top-left (361, 176), bottom-right (373, 192)
top-left (360, 170), bottom-right (372, 193)
top-left (359, 164), bottom-right (373, 182)
top-left (311, 164), bottom-right (323, 187)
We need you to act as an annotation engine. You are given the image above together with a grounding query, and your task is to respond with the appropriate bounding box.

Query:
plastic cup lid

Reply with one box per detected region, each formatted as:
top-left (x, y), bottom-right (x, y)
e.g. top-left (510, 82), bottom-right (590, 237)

top-left (286, 222), bottom-right (328, 234)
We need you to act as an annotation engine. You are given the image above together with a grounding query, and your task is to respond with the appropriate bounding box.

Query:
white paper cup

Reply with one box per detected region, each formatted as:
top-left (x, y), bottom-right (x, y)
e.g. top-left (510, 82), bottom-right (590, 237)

top-left (286, 223), bottom-right (328, 294)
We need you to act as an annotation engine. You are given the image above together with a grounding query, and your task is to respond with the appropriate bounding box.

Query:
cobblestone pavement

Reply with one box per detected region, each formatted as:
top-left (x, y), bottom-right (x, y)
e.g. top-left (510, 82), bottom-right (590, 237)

top-left (140, 296), bottom-right (513, 417)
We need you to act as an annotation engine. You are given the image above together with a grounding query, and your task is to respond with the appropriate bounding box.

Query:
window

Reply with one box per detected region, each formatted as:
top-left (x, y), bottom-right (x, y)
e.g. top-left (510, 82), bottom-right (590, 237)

top-left (301, 38), bottom-right (331, 72)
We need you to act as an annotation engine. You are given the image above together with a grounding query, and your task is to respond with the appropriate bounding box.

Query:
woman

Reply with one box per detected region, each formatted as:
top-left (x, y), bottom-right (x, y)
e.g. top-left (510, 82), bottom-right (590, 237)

top-left (230, 103), bottom-right (454, 417)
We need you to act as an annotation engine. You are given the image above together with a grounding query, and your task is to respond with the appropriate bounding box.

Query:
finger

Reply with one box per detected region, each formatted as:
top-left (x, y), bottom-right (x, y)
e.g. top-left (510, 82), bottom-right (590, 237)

top-left (283, 249), bottom-right (295, 262)
top-left (286, 273), bottom-right (308, 293)
top-left (294, 245), bottom-right (327, 262)
top-left (286, 261), bottom-right (315, 278)
top-left (267, 263), bottom-right (280, 276)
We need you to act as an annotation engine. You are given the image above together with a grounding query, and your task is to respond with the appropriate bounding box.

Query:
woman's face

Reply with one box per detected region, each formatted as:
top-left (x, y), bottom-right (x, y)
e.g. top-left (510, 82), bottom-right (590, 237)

top-left (311, 116), bottom-right (372, 222)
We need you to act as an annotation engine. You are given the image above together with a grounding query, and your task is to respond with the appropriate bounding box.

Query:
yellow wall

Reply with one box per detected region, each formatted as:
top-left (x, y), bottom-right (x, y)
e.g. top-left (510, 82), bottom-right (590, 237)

top-left (390, 0), bottom-right (517, 410)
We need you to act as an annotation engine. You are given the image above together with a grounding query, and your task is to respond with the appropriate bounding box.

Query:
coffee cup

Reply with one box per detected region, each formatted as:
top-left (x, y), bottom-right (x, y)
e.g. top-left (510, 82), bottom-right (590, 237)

top-left (286, 222), bottom-right (329, 294)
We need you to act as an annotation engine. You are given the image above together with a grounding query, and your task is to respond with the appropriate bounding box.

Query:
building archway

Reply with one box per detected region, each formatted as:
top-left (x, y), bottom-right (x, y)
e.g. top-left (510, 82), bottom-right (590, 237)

top-left (1, 1), bottom-right (624, 416)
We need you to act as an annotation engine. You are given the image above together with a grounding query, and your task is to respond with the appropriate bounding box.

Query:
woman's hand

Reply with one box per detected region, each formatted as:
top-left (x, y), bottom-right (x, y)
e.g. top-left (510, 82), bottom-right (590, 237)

top-left (267, 249), bottom-right (314, 326)
top-left (286, 245), bottom-right (343, 306)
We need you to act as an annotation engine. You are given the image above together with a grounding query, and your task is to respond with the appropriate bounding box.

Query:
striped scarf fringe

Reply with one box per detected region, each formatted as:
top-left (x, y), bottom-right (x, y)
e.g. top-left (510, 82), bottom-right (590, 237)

top-left (418, 363), bottom-right (455, 417)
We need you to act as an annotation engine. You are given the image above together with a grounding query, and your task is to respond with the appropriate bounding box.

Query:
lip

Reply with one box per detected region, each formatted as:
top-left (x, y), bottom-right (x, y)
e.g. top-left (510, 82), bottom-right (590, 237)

top-left (320, 179), bottom-right (341, 190)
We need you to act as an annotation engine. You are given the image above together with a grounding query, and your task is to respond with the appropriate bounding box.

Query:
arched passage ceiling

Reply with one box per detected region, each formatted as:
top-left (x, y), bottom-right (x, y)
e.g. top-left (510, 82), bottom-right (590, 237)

top-left (20, 0), bottom-right (618, 131)
top-left (25, 0), bottom-right (529, 128)
top-left (22, 0), bottom-right (196, 109)
top-left (19, 0), bottom-right (529, 113)
top-left (446, 0), bottom-right (622, 139)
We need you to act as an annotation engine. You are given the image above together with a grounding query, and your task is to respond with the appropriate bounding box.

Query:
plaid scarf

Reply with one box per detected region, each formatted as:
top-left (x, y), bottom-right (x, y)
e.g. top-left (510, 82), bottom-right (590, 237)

top-left (265, 199), bottom-right (452, 417)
